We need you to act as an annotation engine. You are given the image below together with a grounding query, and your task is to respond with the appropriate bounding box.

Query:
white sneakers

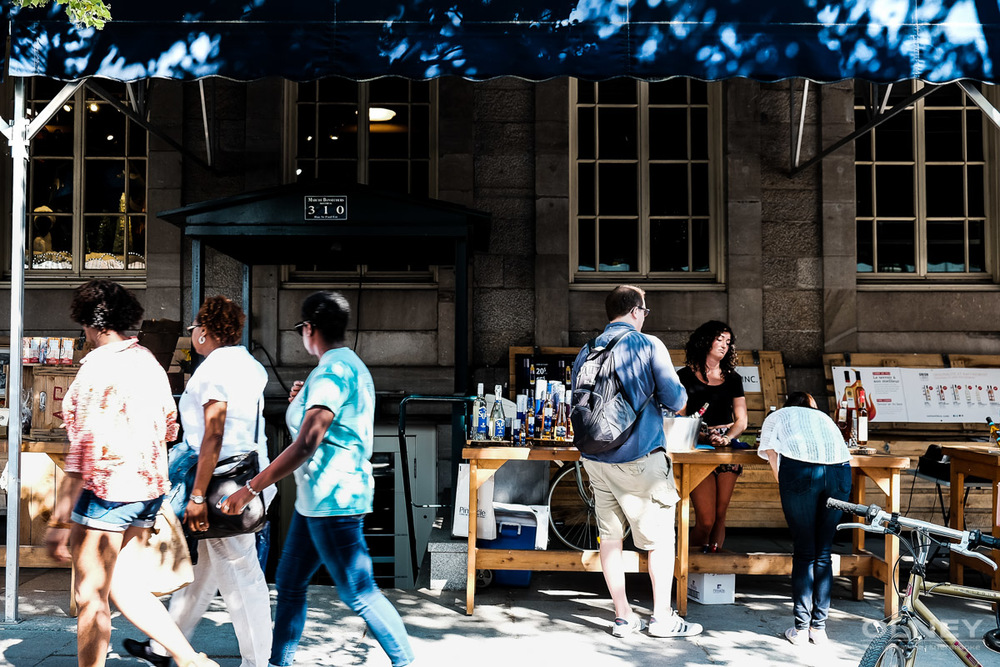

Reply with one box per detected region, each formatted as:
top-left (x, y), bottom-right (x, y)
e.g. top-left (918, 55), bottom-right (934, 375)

top-left (611, 615), bottom-right (647, 637)
top-left (648, 613), bottom-right (704, 638)
top-left (611, 612), bottom-right (704, 638)
top-left (784, 627), bottom-right (808, 646)
top-left (785, 627), bottom-right (829, 646)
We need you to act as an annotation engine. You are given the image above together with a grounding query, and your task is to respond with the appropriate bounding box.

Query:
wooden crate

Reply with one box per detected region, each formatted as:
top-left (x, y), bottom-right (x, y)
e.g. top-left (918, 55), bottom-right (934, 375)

top-left (27, 365), bottom-right (78, 441)
top-left (509, 346), bottom-right (786, 434)
top-left (515, 346), bottom-right (789, 529)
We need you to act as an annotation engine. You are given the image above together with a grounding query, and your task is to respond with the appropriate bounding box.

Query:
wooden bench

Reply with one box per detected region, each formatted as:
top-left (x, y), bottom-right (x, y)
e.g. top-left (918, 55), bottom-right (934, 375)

top-left (509, 346), bottom-right (789, 528)
top-left (823, 353), bottom-right (998, 531)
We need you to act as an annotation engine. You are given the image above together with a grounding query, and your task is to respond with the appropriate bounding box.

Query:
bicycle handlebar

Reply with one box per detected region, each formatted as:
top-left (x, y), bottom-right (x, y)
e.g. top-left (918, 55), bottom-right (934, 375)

top-left (827, 498), bottom-right (877, 519)
top-left (826, 498), bottom-right (1000, 570)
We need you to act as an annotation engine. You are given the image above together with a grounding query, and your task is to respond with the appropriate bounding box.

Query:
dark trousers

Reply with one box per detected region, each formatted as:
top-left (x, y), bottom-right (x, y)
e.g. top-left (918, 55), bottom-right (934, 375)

top-left (778, 456), bottom-right (852, 630)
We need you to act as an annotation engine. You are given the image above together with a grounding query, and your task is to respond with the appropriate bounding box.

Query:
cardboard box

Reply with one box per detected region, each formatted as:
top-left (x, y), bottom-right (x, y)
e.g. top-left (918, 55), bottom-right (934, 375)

top-left (687, 573), bottom-right (735, 604)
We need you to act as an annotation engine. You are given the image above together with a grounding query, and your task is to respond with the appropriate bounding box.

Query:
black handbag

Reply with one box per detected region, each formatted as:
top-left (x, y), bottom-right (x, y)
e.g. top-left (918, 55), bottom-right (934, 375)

top-left (194, 400), bottom-right (268, 540)
top-left (199, 449), bottom-right (268, 539)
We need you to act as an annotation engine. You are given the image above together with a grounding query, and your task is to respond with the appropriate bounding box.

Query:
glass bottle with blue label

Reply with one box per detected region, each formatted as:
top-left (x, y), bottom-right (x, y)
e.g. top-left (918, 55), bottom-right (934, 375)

top-left (472, 383), bottom-right (488, 441)
top-left (489, 384), bottom-right (506, 441)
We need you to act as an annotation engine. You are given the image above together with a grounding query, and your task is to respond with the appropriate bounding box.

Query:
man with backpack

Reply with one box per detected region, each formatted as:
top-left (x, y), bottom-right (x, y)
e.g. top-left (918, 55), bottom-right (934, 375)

top-left (570, 285), bottom-right (703, 639)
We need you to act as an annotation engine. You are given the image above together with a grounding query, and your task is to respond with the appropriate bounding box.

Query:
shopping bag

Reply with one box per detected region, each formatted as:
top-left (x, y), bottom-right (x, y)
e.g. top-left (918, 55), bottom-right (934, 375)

top-left (451, 462), bottom-right (497, 540)
top-left (117, 504), bottom-right (194, 597)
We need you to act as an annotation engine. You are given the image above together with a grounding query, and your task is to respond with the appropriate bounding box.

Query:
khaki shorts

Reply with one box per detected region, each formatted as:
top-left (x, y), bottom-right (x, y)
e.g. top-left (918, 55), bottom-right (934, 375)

top-left (582, 450), bottom-right (680, 550)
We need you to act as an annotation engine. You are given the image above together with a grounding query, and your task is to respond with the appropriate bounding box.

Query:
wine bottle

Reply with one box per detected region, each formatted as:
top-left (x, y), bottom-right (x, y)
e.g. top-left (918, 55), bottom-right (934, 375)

top-left (856, 387), bottom-right (869, 446)
top-left (554, 389), bottom-right (568, 440)
top-left (472, 383), bottom-right (488, 441)
top-left (489, 384), bottom-right (506, 441)
top-left (542, 387), bottom-right (554, 439)
top-left (526, 392), bottom-right (536, 439)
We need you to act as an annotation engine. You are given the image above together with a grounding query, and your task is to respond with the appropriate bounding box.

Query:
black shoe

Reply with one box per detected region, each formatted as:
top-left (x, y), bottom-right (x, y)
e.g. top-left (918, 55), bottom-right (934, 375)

top-left (122, 638), bottom-right (171, 667)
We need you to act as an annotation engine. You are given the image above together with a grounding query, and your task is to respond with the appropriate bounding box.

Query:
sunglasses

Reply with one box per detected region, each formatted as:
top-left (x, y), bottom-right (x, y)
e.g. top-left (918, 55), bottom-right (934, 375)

top-left (294, 320), bottom-right (311, 333)
top-left (186, 322), bottom-right (201, 333)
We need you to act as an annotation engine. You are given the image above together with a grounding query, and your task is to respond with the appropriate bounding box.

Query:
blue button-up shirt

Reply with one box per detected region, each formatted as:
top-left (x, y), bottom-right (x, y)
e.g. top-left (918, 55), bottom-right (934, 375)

top-left (571, 321), bottom-right (687, 463)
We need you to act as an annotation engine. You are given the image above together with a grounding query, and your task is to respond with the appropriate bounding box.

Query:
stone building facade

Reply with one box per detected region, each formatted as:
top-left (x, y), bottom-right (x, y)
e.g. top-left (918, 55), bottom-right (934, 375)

top-left (2, 76), bottom-right (999, 503)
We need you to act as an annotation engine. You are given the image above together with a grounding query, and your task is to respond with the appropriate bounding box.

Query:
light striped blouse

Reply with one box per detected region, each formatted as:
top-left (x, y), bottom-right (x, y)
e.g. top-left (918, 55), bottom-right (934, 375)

top-left (756, 406), bottom-right (851, 466)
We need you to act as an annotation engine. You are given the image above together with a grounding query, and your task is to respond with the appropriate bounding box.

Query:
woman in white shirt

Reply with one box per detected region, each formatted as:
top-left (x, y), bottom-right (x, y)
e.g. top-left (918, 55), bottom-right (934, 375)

top-left (125, 296), bottom-right (274, 667)
top-left (757, 392), bottom-right (852, 648)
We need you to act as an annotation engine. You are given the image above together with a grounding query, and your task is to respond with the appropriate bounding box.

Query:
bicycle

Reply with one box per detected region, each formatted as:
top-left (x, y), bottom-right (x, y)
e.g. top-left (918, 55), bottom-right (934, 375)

top-left (547, 461), bottom-right (630, 550)
top-left (828, 497), bottom-right (1000, 666)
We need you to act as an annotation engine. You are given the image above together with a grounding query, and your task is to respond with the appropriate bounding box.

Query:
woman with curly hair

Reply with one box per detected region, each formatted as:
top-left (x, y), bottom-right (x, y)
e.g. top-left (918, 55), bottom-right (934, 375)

top-left (125, 295), bottom-right (273, 667)
top-left (678, 320), bottom-right (748, 553)
top-left (44, 280), bottom-right (217, 667)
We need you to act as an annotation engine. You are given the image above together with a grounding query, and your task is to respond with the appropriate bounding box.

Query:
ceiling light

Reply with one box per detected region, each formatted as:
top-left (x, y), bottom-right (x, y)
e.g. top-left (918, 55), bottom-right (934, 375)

top-left (368, 107), bottom-right (396, 122)
top-left (306, 135), bottom-right (313, 142)
top-left (329, 134), bottom-right (339, 141)
top-left (89, 103), bottom-right (99, 112)
top-left (106, 135), bottom-right (114, 141)
top-left (295, 168), bottom-right (303, 176)
top-left (63, 104), bottom-right (72, 112)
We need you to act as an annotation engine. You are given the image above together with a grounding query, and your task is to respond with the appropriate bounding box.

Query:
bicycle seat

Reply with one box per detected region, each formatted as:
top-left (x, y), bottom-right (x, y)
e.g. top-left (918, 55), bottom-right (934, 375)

top-left (982, 629), bottom-right (1000, 653)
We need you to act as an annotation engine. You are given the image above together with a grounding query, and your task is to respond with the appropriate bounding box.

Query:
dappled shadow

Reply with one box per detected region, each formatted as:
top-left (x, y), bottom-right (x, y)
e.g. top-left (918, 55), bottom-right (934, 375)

top-left (3, 1), bottom-right (1000, 83)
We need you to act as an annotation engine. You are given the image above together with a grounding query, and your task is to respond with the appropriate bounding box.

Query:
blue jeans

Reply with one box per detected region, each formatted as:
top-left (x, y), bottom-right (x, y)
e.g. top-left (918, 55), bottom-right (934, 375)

top-left (778, 456), bottom-right (852, 631)
top-left (271, 511), bottom-right (414, 667)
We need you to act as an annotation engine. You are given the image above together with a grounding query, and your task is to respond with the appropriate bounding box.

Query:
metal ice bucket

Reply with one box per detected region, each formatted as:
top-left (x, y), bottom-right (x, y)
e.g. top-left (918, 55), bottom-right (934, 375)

top-left (662, 415), bottom-right (702, 453)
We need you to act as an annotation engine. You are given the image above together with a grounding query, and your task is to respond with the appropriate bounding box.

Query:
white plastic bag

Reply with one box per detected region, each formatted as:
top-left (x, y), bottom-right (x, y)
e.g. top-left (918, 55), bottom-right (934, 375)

top-left (452, 462), bottom-right (497, 540)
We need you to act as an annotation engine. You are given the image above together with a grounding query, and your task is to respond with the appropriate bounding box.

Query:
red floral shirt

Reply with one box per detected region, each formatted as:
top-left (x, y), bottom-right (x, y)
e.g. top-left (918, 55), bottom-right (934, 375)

top-left (63, 339), bottom-right (178, 501)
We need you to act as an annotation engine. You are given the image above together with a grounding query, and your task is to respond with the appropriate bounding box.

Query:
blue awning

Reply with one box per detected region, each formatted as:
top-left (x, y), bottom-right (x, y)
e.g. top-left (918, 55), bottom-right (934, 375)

top-left (4, 1), bottom-right (1000, 84)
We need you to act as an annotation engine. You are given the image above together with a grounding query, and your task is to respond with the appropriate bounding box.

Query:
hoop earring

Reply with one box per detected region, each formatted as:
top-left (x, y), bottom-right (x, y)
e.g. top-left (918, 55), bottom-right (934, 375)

top-left (198, 334), bottom-right (206, 345)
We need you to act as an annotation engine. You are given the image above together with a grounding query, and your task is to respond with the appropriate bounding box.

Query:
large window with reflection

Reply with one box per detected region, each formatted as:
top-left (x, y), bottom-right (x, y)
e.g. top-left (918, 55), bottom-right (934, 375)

top-left (855, 81), bottom-right (996, 280)
top-left (287, 78), bottom-right (436, 281)
top-left (27, 80), bottom-right (146, 276)
top-left (571, 78), bottom-right (723, 283)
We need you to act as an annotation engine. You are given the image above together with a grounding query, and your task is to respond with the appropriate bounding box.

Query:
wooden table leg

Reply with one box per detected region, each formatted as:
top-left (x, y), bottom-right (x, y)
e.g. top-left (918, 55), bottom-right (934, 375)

top-left (465, 460), bottom-right (503, 615)
top-left (850, 470), bottom-right (866, 601)
top-left (992, 475), bottom-right (1000, 592)
top-left (675, 461), bottom-right (689, 617)
top-left (466, 460), bottom-right (479, 615)
top-left (950, 468), bottom-right (966, 585)
top-left (882, 470), bottom-right (900, 618)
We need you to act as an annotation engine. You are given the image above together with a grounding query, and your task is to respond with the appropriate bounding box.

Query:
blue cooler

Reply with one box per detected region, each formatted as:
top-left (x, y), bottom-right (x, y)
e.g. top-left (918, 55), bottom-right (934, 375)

top-left (478, 522), bottom-right (536, 587)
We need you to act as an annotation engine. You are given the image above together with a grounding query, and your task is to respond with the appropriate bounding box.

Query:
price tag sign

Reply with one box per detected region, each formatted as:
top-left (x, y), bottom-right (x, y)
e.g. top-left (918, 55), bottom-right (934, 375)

top-left (304, 196), bottom-right (347, 221)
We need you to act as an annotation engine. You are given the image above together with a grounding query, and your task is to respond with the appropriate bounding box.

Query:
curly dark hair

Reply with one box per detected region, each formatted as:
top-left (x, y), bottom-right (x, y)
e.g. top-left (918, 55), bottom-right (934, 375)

top-left (684, 320), bottom-right (739, 379)
top-left (69, 280), bottom-right (143, 333)
top-left (197, 296), bottom-right (245, 346)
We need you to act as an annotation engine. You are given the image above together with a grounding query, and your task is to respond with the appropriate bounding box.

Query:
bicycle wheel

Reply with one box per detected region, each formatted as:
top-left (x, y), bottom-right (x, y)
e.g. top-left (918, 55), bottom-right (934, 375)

top-left (858, 624), bottom-right (912, 667)
top-left (549, 463), bottom-right (599, 550)
top-left (548, 463), bottom-right (630, 550)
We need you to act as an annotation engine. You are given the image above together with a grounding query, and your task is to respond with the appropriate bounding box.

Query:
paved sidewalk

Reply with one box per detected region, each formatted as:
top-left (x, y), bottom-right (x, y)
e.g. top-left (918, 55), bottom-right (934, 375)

top-left (3, 564), bottom-right (1000, 667)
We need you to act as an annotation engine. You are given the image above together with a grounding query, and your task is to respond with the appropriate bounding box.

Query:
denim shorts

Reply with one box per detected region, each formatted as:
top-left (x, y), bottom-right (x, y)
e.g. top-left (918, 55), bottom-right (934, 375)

top-left (71, 488), bottom-right (163, 532)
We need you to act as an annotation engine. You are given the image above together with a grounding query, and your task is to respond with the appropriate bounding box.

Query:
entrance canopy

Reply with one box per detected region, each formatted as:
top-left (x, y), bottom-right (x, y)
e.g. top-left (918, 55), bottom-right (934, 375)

top-left (159, 181), bottom-right (490, 265)
top-left (4, 1), bottom-right (1000, 84)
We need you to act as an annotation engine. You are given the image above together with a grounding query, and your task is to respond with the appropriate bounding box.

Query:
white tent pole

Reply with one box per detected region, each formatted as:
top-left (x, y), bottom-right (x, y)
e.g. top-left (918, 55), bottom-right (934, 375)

top-left (4, 77), bottom-right (28, 625)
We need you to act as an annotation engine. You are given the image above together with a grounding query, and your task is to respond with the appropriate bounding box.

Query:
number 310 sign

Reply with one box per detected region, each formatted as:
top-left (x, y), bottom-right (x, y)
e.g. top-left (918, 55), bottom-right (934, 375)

top-left (304, 196), bottom-right (348, 221)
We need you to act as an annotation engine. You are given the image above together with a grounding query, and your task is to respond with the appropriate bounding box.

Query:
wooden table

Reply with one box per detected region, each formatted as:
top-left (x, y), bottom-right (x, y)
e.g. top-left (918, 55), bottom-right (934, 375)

top-left (464, 446), bottom-right (909, 616)
top-left (0, 439), bottom-right (75, 614)
top-left (942, 445), bottom-right (1000, 587)
top-left (673, 450), bottom-right (909, 616)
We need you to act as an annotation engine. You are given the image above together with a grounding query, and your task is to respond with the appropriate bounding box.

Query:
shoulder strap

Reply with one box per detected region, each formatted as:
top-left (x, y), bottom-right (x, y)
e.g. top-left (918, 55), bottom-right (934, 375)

top-left (254, 398), bottom-right (261, 445)
top-left (595, 328), bottom-right (634, 353)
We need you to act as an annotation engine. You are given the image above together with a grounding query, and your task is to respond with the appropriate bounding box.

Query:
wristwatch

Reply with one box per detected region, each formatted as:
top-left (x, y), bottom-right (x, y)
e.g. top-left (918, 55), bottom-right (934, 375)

top-left (190, 494), bottom-right (206, 504)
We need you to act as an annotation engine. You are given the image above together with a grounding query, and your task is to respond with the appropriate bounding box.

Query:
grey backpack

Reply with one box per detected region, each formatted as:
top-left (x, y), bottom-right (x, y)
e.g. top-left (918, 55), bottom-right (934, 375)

top-left (570, 330), bottom-right (650, 455)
